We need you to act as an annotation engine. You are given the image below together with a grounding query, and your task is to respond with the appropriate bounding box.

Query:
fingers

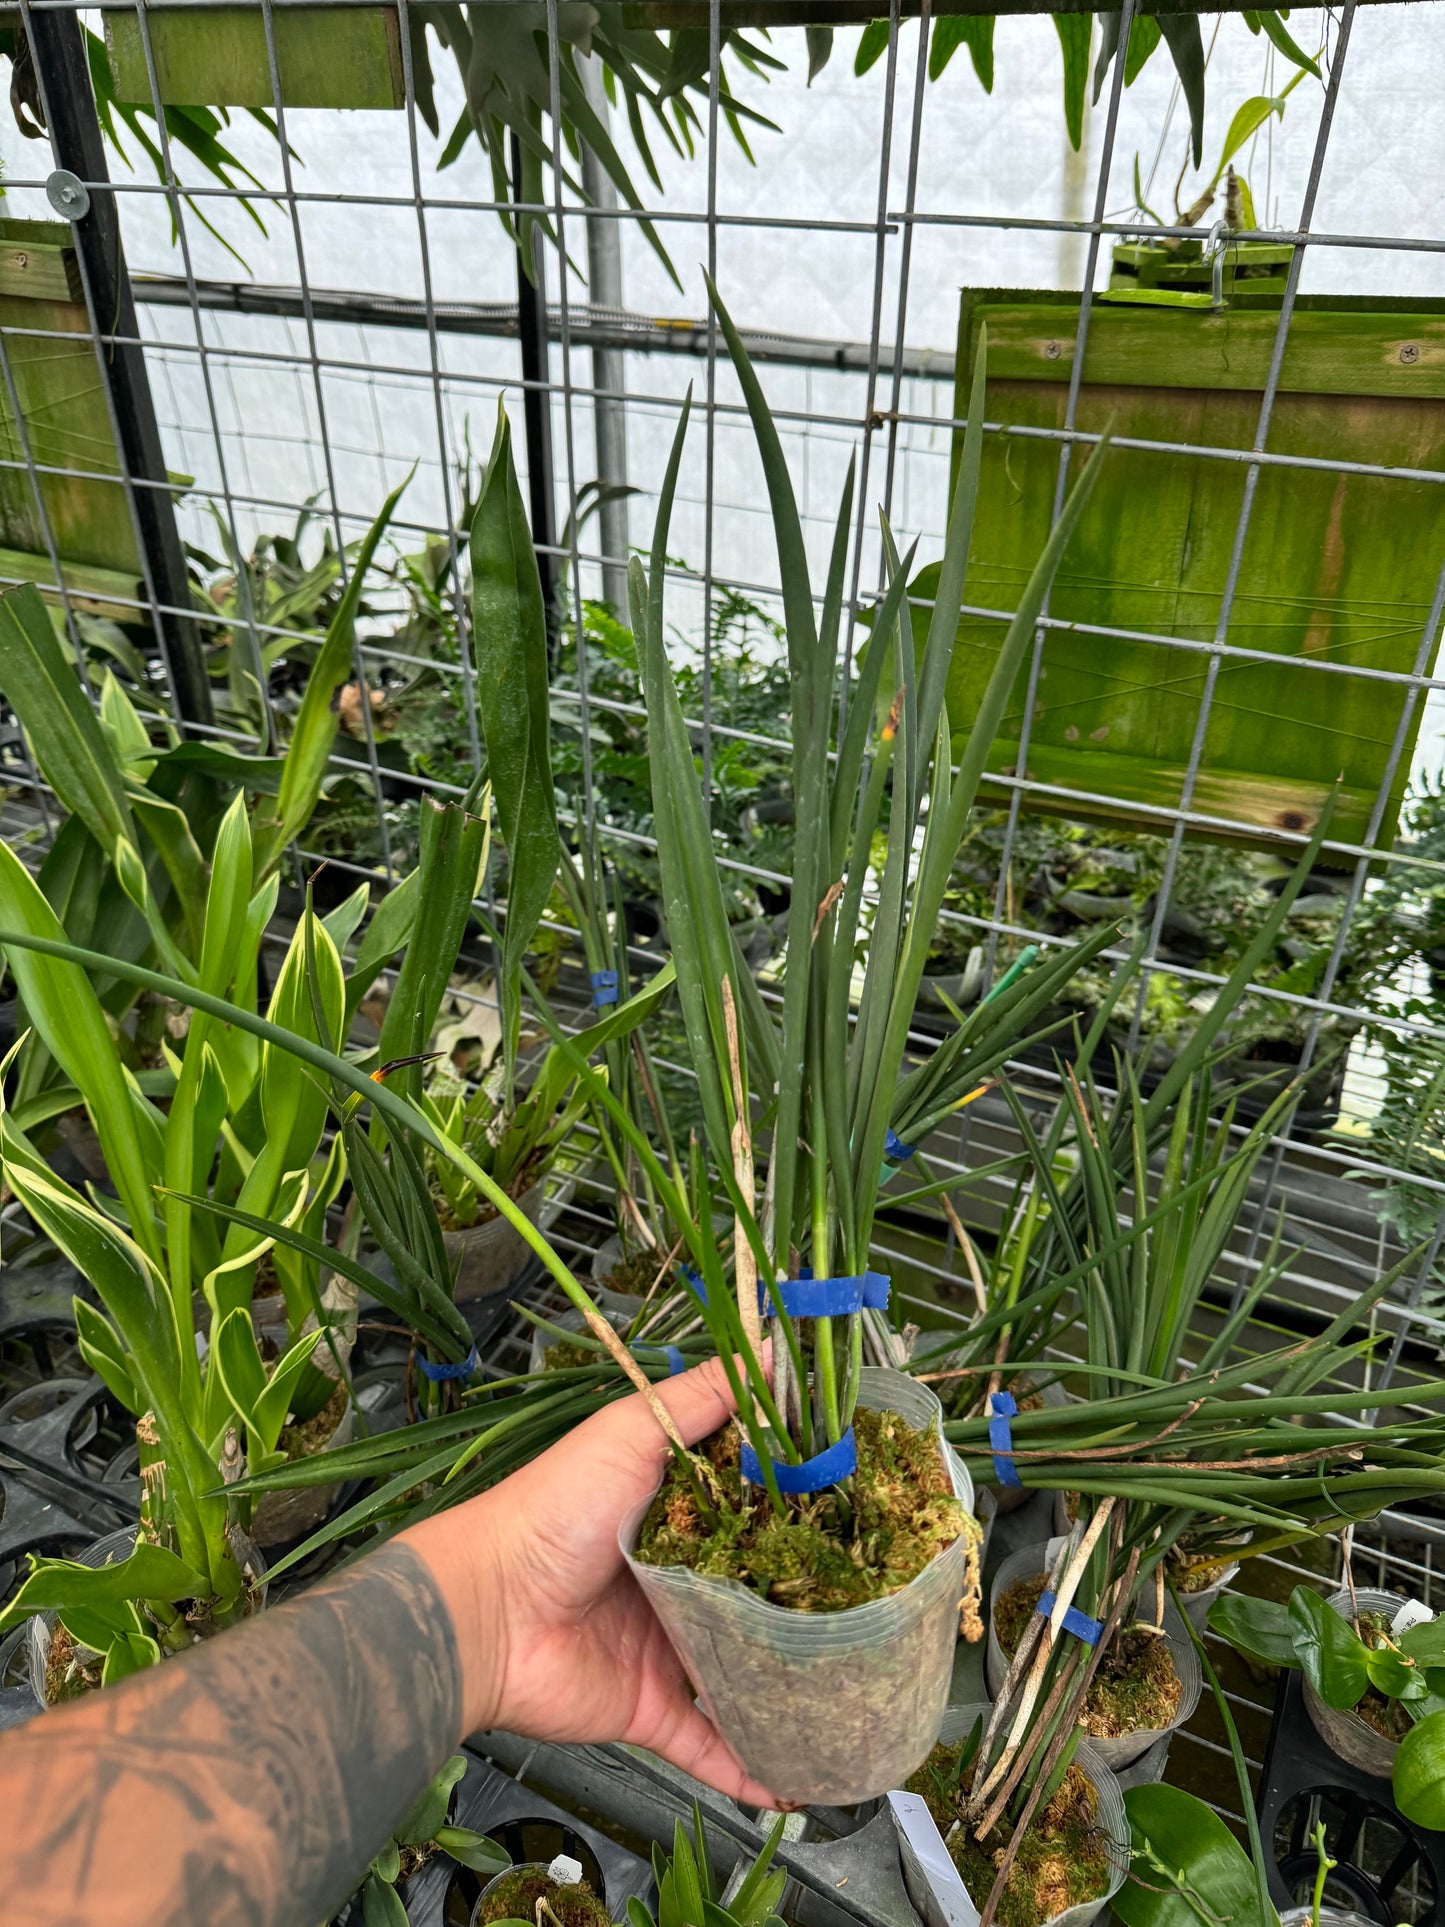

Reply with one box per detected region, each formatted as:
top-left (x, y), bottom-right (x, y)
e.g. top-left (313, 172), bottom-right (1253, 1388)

top-left (591, 1345), bottom-right (771, 1482)
top-left (641, 1697), bottom-right (794, 1811)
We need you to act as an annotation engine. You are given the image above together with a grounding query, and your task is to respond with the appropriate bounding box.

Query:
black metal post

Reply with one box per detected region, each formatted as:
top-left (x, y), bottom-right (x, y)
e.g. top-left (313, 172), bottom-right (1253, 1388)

top-left (511, 134), bottom-right (558, 637)
top-left (24, 6), bottom-right (212, 727)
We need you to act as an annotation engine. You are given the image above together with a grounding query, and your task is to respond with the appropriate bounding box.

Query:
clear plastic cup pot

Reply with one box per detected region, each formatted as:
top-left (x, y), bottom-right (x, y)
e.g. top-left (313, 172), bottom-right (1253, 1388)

top-left (985, 1542), bottom-right (1201, 1770)
top-left (891, 1702), bottom-right (1128, 1927)
top-left (1303, 1587), bottom-right (1409, 1779)
top-left (622, 1367), bottom-right (979, 1806)
top-left (445, 1178), bottom-right (546, 1303)
top-left (470, 1862), bottom-right (608, 1927)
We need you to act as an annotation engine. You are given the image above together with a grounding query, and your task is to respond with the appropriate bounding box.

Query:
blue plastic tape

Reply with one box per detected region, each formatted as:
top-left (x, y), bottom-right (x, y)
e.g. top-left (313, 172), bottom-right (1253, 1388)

top-left (418, 1343), bottom-right (479, 1383)
top-left (740, 1426), bottom-right (858, 1493)
top-left (680, 1265), bottom-right (708, 1307)
top-left (590, 969), bottom-right (620, 1008)
top-left (1037, 1589), bottom-right (1104, 1646)
top-left (632, 1342), bottom-right (687, 1377)
top-left (988, 1390), bottom-right (1022, 1488)
top-left (758, 1271), bottom-right (891, 1318)
top-left (884, 1127), bottom-right (917, 1161)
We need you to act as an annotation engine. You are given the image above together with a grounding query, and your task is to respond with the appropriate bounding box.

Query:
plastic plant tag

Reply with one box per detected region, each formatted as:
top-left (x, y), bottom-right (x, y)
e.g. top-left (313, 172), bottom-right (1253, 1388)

top-left (547, 1857), bottom-right (584, 1886)
top-left (1392, 1598), bottom-right (1433, 1636)
top-left (1046, 1534), bottom-right (1070, 1568)
top-left (888, 1791), bottom-right (981, 1927)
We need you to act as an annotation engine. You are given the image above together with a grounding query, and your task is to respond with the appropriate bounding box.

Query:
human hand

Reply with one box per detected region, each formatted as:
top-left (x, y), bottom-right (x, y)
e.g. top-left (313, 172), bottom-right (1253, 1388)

top-left (404, 1354), bottom-right (788, 1807)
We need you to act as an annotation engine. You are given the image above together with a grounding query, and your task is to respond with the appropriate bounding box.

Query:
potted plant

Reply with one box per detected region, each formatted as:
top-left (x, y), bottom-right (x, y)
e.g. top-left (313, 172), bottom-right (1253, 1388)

top-left (588, 277), bottom-right (1135, 1808)
top-left (893, 1699), bottom-right (1130, 1927)
top-left (346, 1753), bottom-right (510, 1927)
top-left (1209, 1581), bottom-right (1445, 1782)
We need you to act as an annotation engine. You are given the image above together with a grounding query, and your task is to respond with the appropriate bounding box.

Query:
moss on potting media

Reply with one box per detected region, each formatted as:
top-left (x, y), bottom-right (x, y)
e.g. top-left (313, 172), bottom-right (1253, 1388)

top-left (277, 1379), bottom-right (348, 1458)
top-left (995, 1576), bottom-right (1182, 1737)
top-left (598, 1248), bottom-right (664, 1298)
top-left (474, 1870), bottom-right (611, 1927)
top-left (904, 1742), bottom-right (1111, 1927)
top-left (543, 1339), bottom-right (603, 1372)
top-left (635, 1406), bottom-right (965, 1610)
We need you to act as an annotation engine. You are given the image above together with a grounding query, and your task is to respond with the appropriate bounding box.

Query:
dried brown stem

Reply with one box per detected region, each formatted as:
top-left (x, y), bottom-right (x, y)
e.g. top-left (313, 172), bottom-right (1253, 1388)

top-left (976, 1544), bottom-right (1141, 1927)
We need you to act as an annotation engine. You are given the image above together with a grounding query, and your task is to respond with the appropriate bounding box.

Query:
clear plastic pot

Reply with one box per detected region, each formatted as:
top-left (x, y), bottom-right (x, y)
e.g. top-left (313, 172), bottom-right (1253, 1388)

top-left (527, 1304), bottom-right (631, 1375)
top-left (985, 1542), bottom-right (1201, 1770)
top-left (1170, 1551), bottom-right (1245, 1633)
top-left (27, 1524), bottom-right (266, 1707)
top-left (251, 1394), bottom-right (356, 1550)
top-left (892, 1702), bottom-right (1127, 1927)
top-left (1302, 1587), bottom-right (1408, 1779)
top-left (445, 1178), bottom-right (546, 1303)
top-left (470, 1861), bottom-right (610, 1927)
top-left (622, 1367), bottom-right (979, 1806)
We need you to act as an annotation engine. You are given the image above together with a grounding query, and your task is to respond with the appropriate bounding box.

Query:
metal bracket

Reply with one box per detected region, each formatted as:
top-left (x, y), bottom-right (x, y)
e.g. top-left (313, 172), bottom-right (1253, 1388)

top-left (45, 170), bottom-right (90, 221)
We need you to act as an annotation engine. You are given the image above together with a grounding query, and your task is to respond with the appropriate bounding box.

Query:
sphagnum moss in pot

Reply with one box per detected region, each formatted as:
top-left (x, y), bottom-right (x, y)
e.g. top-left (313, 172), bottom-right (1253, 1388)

top-left (599, 278), bottom-right (1113, 1806)
top-left (896, 1703), bottom-right (1127, 1927)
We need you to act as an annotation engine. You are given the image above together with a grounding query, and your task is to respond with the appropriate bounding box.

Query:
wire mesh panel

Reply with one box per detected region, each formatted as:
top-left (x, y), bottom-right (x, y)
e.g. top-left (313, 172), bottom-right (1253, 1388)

top-left (1, 4), bottom-right (1445, 1801)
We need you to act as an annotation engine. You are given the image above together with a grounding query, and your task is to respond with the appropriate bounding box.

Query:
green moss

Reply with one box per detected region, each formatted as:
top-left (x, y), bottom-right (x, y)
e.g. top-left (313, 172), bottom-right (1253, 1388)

top-left (904, 1741), bottom-right (1112, 1927)
top-left (995, 1575), bottom-right (1182, 1738)
top-left (634, 1406), bottom-right (966, 1611)
top-left (474, 1870), bottom-right (611, 1927)
top-left (542, 1340), bottom-right (603, 1372)
top-left (599, 1249), bottom-right (662, 1297)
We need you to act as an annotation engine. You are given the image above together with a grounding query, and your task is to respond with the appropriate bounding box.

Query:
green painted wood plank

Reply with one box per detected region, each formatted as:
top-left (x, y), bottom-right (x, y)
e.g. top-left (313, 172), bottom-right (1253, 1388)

top-left (104, 6), bottom-right (403, 110)
top-left (939, 288), bottom-right (1442, 850)
top-left (0, 288), bottom-right (142, 579)
top-left (969, 296), bottom-right (1445, 398)
top-left (0, 544), bottom-right (143, 622)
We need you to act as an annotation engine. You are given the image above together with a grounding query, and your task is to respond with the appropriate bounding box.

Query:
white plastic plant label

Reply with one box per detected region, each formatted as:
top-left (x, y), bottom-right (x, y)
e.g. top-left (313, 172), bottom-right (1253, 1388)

top-left (1391, 1598), bottom-right (1433, 1636)
top-left (1045, 1535), bottom-right (1070, 1570)
top-left (547, 1856), bottom-right (584, 1887)
top-left (887, 1791), bottom-right (981, 1927)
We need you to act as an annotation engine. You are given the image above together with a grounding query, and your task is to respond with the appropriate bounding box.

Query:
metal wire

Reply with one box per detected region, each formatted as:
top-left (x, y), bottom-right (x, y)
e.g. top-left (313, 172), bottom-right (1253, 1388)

top-left (3, 0), bottom-right (1444, 1460)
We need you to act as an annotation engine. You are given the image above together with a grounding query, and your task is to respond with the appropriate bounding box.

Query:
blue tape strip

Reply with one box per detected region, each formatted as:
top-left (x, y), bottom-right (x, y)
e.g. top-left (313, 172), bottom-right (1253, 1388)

top-left (681, 1265), bottom-right (708, 1307)
top-left (884, 1127), bottom-right (917, 1161)
top-left (590, 970), bottom-right (620, 1008)
top-left (632, 1342), bottom-right (687, 1377)
top-left (988, 1391), bottom-right (1022, 1488)
top-left (759, 1271), bottom-right (891, 1318)
top-left (418, 1343), bottom-right (479, 1382)
top-left (741, 1427), bottom-right (857, 1493)
top-left (1037, 1590), bottom-right (1104, 1646)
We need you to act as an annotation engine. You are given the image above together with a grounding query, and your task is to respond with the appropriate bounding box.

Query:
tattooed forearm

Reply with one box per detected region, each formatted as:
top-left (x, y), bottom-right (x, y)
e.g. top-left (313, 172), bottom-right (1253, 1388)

top-left (0, 1542), bottom-right (464, 1927)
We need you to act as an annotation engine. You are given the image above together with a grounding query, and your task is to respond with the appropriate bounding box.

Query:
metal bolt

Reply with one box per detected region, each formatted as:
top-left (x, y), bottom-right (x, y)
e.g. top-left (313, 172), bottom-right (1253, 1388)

top-left (1044, 340), bottom-right (1062, 361)
top-left (45, 170), bottom-right (90, 220)
top-left (1399, 342), bottom-right (1421, 365)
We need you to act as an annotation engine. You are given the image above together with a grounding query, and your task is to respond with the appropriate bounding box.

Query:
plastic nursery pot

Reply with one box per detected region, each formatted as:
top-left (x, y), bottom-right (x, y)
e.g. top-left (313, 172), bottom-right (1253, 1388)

top-left (892, 1702), bottom-right (1128, 1927)
top-left (1302, 1587), bottom-right (1409, 1778)
top-left (526, 1305), bottom-right (632, 1376)
top-left (622, 1366), bottom-right (979, 1806)
top-left (444, 1178), bottom-right (547, 1303)
top-left (1169, 1542), bottom-right (1247, 1634)
top-left (985, 1543), bottom-right (1201, 1770)
top-left (469, 1861), bottom-right (609, 1927)
top-left (27, 1524), bottom-right (267, 1708)
top-left (250, 1392), bottom-right (357, 1551)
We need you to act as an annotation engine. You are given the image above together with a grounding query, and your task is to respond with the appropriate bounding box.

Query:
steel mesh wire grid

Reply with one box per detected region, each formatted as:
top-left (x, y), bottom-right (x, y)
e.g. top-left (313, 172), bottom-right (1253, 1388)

top-left (0, 0), bottom-right (1444, 1846)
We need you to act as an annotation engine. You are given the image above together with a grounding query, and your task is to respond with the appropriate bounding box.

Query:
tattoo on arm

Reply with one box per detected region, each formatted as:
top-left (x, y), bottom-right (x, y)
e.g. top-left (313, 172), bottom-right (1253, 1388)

top-left (0, 1542), bottom-right (463, 1927)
